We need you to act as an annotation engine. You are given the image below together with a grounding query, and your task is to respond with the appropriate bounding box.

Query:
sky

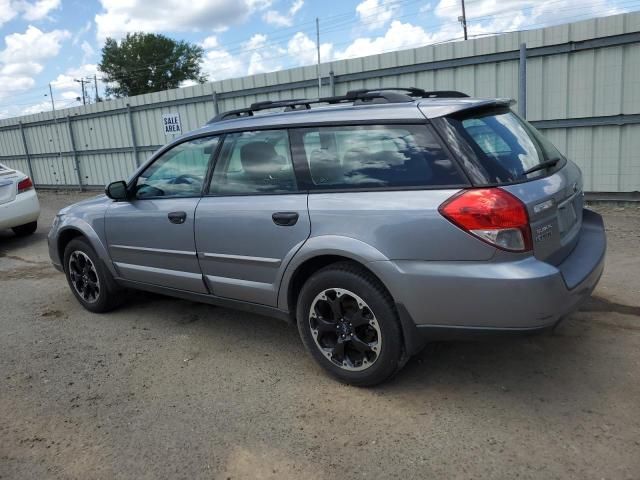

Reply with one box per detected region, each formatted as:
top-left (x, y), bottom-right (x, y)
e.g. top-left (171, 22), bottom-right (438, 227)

top-left (0, 0), bottom-right (634, 118)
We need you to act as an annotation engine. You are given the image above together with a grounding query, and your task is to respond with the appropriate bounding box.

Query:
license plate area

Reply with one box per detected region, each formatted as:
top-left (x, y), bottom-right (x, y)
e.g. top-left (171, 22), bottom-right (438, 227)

top-left (0, 180), bottom-right (14, 205)
top-left (557, 193), bottom-right (579, 234)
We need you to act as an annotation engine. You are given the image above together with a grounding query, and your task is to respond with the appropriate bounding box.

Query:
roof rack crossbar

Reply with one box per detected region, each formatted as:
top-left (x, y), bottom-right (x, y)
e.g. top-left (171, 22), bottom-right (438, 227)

top-left (346, 87), bottom-right (468, 99)
top-left (208, 87), bottom-right (469, 122)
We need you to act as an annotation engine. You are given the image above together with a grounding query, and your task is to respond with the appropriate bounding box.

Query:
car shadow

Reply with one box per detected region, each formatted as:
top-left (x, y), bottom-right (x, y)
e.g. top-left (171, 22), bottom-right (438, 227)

top-left (0, 229), bottom-right (48, 254)
top-left (103, 289), bottom-right (629, 408)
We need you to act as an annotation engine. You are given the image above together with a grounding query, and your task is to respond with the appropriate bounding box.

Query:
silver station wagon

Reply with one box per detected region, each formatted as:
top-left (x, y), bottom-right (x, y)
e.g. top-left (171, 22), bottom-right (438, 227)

top-left (48, 88), bottom-right (606, 386)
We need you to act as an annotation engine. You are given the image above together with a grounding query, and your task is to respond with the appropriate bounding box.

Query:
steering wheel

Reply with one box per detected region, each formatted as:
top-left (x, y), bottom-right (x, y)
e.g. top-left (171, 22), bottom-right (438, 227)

top-left (170, 174), bottom-right (202, 185)
top-left (135, 184), bottom-right (165, 198)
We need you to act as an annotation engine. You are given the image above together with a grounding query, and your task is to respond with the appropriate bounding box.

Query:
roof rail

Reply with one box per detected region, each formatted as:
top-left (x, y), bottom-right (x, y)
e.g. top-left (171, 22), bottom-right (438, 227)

top-left (208, 87), bottom-right (469, 122)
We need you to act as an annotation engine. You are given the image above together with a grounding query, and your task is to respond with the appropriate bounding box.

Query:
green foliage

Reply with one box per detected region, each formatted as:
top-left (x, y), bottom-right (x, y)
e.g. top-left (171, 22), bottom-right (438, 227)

top-left (98, 32), bottom-right (206, 98)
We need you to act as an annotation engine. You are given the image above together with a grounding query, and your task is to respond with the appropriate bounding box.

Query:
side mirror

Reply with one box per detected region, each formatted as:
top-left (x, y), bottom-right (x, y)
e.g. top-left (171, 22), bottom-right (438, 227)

top-left (105, 180), bottom-right (129, 200)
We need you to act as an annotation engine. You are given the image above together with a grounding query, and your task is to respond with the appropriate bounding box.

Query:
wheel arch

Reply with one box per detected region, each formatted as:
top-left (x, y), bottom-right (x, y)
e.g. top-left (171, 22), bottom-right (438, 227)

top-left (278, 236), bottom-right (390, 317)
top-left (278, 236), bottom-right (425, 357)
top-left (57, 228), bottom-right (85, 269)
top-left (56, 221), bottom-right (116, 277)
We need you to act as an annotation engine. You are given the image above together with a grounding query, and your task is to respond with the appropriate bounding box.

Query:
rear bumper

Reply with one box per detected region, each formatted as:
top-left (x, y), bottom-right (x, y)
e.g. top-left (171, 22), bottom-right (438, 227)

top-left (0, 190), bottom-right (40, 230)
top-left (369, 208), bottom-right (606, 349)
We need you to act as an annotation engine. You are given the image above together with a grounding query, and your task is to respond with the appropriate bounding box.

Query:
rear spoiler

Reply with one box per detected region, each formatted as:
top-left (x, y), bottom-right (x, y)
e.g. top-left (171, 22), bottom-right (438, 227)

top-left (418, 98), bottom-right (516, 119)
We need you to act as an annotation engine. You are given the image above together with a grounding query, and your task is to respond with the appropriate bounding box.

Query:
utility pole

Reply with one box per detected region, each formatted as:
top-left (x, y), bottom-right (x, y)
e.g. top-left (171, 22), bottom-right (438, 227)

top-left (94, 74), bottom-right (100, 102)
top-left (316, 17), bottom-right (321, 98)
top-left (459, 0), bottom-right (468, 41)
top-left (47, 84), bottom-right (65, 181)
top-left (74, 78), bottom-right (87, 105)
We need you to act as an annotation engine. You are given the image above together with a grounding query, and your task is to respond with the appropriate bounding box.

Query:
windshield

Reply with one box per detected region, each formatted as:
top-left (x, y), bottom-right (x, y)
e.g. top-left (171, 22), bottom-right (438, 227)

top-left (439, 107), bottom-right (565, 185)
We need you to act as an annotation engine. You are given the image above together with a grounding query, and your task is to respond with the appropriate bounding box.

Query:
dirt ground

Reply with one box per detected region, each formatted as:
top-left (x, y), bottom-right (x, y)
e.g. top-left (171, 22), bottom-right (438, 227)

top-left (1, 190), bottom-right (639, 480)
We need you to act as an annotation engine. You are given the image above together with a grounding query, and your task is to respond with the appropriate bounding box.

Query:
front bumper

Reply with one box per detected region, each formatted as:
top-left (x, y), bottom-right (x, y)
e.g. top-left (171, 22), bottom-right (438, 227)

top-left (0, 190), bottom-right (40, 230)
top-left (370, 208), bottom-right (606, 347)
top-left (47, 214), bottom-right (66, 272)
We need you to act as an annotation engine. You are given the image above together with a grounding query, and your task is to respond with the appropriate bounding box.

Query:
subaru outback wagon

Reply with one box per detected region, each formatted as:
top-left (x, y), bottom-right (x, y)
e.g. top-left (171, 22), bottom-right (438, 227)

top-left (48, 88), bottom-right (606, 386)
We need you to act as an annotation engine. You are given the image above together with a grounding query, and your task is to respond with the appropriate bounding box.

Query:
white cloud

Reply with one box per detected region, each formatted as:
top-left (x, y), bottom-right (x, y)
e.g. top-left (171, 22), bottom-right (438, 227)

top-left (21, 0), bottom-right (61, 21)
top-left (179, 79), bottom-right (199, 88)
top-left (201, 47), bottom-right (245, 80)
top-left (50, 64), bottom-right (98, 92)
top-left (60, 90), bottom-right (80, 100)
top-left (0, 61), bottom-right (42, 76)
top-left (0, 0), bottom-right (61, 26)
top-left (419, 3), bottom-right (432, 14)
top-left (434, 0), bottom-right (625, 35)
top-left (244, 33), bottom-right (268, 50)
top-left (44, 64), bottom-right (99, 110)
top-left (0, 75), bottom-right (35, 94)
top-left (0, 26), bottom-right (70, 101)
top-left (287, 31), bottom-right (332, 66)
top-left (245, 34), bottom-right (286, 75)
top-left (356, 0), bottom-right (398, 30)
top-left (201, 35), bottom-right (219, 49)
top-left (19, 100), bottom-right (53, 116)
top-left (247, 50), bottom-right (282, 75)
top-left (200, 31), bottom-right (289, 79)
top-left (0, 26), bottom-right (70, 64)
top-left (81, 40), bottom-right (95, 62)
top-left (334, 20), bottom-right (433, 60)
top-left (290, 0), bottom-right (303, 14)
top-left (0, 0), bottom-right (18, 27)
top-left (95, 0), bottom-right (272, 41)
top-left (263, 0), bottom-right (303, 27)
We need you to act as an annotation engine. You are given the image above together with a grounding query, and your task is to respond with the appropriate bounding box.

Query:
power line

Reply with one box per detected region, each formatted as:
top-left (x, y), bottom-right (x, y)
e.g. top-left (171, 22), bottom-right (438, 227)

top-left (97, 0), bottom-right (471, 82)
top-left (467, 0), bottom-right (639, 25)
top-left (3, 0), bottom-right (636, 106)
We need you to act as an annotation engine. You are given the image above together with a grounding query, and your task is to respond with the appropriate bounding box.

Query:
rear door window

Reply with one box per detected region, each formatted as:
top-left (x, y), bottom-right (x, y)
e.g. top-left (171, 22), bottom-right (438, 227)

top-left (291, 124), bottom-right (465, 189)
top-left (208, 129), bottom-right (297, 195)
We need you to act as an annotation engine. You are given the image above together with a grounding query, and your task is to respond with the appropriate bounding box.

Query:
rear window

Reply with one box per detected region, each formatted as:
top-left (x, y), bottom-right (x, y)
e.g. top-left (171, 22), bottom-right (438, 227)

top-left (440, 108), bottom-right (565, 185)
top-left (292, 124), bottom-right (465, 189)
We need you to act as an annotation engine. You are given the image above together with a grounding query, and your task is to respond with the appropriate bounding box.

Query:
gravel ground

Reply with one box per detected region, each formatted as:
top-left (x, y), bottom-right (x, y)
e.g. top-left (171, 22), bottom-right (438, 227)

top-left (1, 190), bottom-right (639, 480)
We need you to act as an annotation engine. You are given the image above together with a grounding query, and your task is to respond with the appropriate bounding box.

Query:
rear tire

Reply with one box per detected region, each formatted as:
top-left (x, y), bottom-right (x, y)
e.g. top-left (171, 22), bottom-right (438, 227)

top-left (63, 237), bottom-right (122, 313)
top-left (296, 262), bottom-right (405, 387)
top-left (12, 221), bottom-right (37, 236)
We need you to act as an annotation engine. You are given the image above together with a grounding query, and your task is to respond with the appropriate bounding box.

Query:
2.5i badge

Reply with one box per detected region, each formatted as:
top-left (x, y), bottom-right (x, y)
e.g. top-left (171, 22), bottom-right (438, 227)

top-left (535, 224), bottom-right (553, 242)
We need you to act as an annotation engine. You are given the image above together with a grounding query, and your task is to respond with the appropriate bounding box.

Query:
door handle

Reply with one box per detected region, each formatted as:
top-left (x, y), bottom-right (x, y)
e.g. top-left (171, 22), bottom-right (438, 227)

top-left (168, 211), bottom-right (187, 224)
top-left (272, 212), bottom-right (299, 226)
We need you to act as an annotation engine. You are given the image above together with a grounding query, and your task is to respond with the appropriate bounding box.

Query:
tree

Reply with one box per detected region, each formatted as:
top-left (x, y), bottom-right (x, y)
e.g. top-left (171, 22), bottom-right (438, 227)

top-left (99, 33), bottom-right (206, 98)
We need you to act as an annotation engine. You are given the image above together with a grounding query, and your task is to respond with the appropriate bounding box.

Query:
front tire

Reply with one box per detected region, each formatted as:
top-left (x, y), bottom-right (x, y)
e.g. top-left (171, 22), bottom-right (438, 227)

top-left (63, 237), bottom-right (122, 313)
top-left (12, 221), bottom-right (37, 236)
top-left (296, 262), bottom-right (405, 387)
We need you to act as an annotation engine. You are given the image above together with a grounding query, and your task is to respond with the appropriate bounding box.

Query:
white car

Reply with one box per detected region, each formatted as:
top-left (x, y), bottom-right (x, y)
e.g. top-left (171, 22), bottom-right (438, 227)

top-left (0, 162), bottom-right (40, 236)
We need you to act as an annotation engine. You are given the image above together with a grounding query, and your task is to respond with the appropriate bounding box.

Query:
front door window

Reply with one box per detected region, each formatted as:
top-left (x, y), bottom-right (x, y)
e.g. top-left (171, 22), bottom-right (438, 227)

top-left (135, 136), bottom-right (219, 198)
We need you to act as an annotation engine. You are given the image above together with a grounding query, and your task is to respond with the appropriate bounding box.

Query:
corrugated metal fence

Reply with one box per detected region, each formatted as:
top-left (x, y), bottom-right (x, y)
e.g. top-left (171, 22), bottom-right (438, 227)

top-left (1, 12), bottom-right (639, 193)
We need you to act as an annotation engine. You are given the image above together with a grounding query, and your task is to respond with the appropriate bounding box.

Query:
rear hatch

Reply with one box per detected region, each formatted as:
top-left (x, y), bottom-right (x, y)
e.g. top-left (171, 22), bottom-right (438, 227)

top-left (0, 164), bottom-right (17, 206)
top-left (433, 105), bottom-right (583, 265)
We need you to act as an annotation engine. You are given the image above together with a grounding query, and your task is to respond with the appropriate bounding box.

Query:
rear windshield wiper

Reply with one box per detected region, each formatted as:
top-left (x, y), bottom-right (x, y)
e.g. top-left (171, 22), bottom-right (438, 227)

top-left (521, 157), bottom-right (561, 177)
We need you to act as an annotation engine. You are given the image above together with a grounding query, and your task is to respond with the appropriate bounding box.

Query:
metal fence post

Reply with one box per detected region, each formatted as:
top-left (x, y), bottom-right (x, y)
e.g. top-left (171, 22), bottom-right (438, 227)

top-left (67, 116), bottom-right (83, 191)
top-left (126, 104), bottom-right (140, 167)
top-left (212, 90), bottom-right (219, 116)
top-left (329, 70), bottom-right (335, 97)
top-left (519, 43), bottom-right (527, 118)
top-left (18, 121), bottom-right (35, 183)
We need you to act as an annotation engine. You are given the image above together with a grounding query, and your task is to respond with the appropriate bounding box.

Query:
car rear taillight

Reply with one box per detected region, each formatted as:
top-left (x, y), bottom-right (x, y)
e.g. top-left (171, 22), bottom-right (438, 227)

top-left (439, 188), bottom-right (532, 252)
top-left (17, 177), bottom-right (33, 194)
